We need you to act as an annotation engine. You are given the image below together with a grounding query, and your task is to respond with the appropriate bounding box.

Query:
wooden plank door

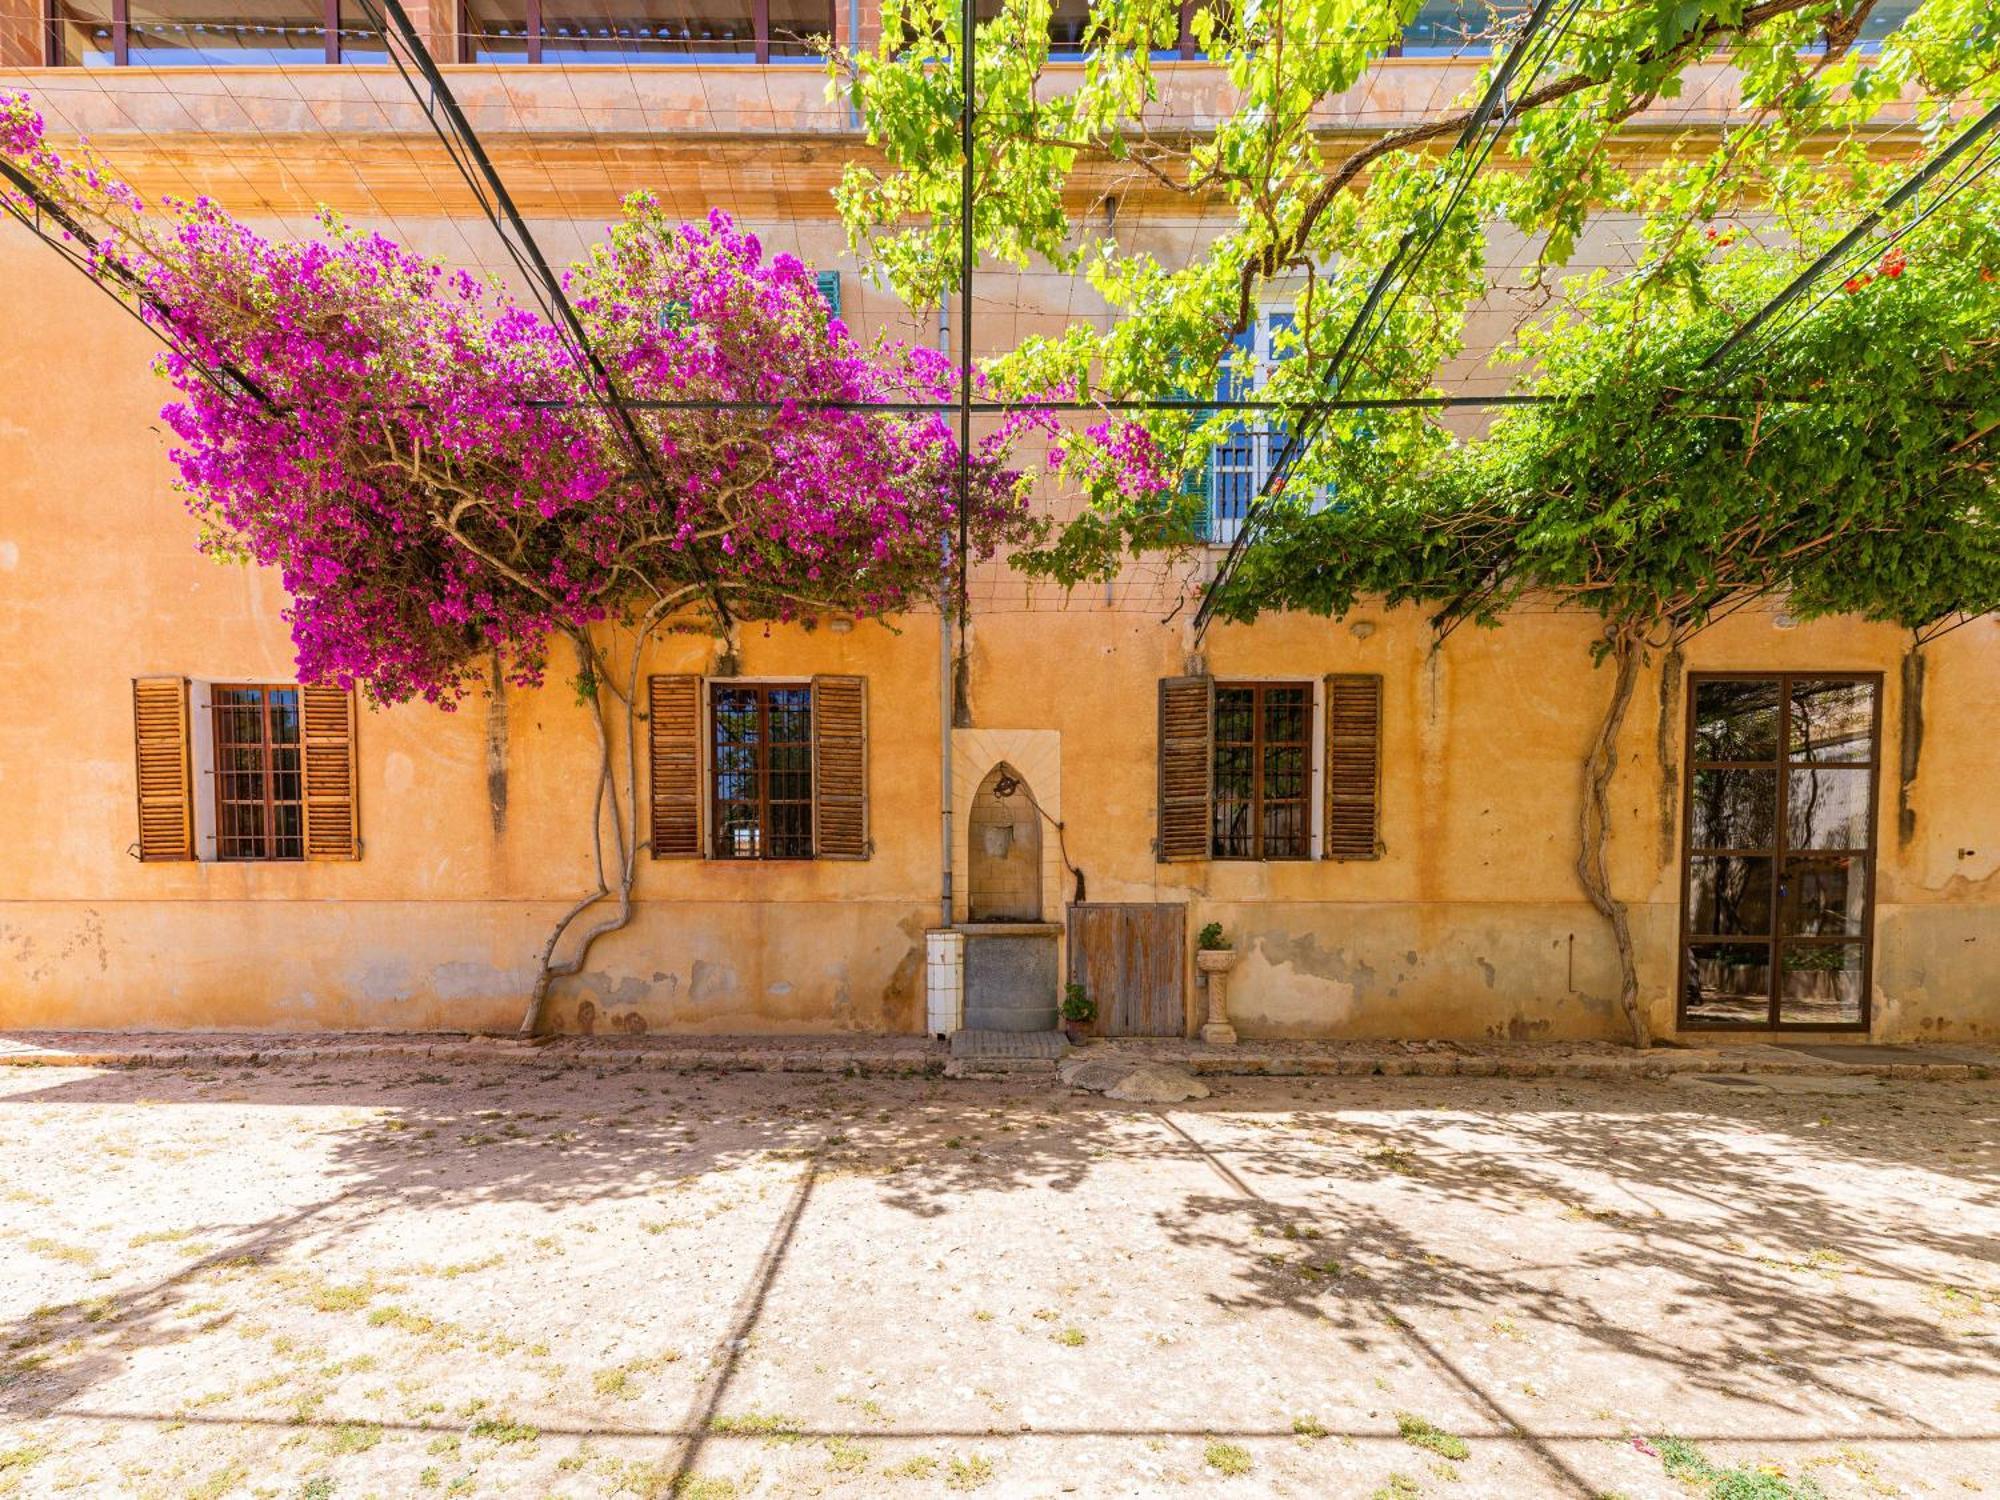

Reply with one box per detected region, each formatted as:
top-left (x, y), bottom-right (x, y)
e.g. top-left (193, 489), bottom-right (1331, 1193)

top-left (1068, 903), bottom-right (1187, 1037)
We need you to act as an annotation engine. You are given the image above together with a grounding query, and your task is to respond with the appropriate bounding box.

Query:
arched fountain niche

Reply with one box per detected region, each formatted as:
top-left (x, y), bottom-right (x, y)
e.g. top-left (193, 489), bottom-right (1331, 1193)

top-left (968, 762), bottom-right (1043, 923)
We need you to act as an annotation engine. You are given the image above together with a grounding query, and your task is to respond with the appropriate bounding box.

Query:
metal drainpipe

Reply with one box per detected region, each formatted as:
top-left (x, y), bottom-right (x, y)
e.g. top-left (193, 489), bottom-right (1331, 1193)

top-left (938, 291), bottom-right (954, 930)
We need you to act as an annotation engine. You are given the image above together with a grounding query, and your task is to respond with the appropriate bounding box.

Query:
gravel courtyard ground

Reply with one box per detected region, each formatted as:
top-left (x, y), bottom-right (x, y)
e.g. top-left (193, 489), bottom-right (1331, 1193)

top-left (0, 1061), bottom-right (1994, 1499)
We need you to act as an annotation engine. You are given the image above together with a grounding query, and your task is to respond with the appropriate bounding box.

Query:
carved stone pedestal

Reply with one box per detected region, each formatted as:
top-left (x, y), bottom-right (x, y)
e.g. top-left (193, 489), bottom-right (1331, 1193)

top-left (1195, 947), bottom-right (1241, 1046)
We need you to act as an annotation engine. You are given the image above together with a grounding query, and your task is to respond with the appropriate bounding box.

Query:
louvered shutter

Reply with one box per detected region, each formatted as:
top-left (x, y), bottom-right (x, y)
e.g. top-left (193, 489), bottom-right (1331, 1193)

top-left (811, 674), bottom-right (869, 859)
top-left (649, 674), bottom-right (703, 858)
top-left (1157, 675), bottom-right (1214, 861)
top-left (815, 270), bottom-right (842, 320)
top-left (1325, 673), bottom-right (1382, 860)
top-left (132, 676), bottom-right (193, 861)
top-left (301, 685), bottom-right (360, 860)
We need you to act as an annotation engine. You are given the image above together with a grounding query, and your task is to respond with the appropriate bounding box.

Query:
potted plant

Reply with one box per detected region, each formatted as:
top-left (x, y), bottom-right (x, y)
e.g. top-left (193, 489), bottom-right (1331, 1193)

top-left (1194, 922), bottom-right (1240, 1045)
top-left (1060, 981), bottom-right (1097, 1044)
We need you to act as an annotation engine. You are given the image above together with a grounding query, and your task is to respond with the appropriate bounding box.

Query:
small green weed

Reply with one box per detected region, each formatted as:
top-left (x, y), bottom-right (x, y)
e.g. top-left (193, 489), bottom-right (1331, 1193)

top-left (1653, 1435), bottom-right (1824, 1500)
top-left (469, 1415), bottom-right (538, 1445)
top-left (1397, 1412), bottom-right (1468, 1462)
top-left (1204, 1441), bottom-right (1253, 1476)
top-left (945, 1453), bottom-right (994, 1490)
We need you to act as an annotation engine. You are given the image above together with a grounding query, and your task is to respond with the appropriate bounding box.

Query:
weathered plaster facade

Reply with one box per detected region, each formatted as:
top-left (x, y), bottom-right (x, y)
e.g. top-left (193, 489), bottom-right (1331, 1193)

top-left (0, 27), bottom-right (1993, 1042)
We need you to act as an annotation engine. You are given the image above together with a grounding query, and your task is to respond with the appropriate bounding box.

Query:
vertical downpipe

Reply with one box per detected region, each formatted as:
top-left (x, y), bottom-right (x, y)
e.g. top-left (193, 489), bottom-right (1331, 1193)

top-left (939, 294), bottom-right (955, 928)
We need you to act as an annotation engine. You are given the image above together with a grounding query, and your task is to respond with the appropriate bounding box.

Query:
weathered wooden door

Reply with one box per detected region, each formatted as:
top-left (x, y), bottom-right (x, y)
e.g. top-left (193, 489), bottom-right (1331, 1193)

top-left (1068, 903), bottom-right (1186, 1037)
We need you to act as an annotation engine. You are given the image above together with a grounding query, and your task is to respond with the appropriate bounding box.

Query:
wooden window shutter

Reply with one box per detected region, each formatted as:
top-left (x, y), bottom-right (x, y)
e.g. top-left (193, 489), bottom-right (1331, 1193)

top-left (649, 674), bottom-right (703, 858)
top-left (811, 674), bottom-right (869, 859)
top-left (1325, 673), bottom-right (1383, 860)
top-left (301, 685), bottom-right (360, 860)
top-left (132, 676), bottom-right (194, 861)
top-left (1157, 675), bottom-right (1214, 861)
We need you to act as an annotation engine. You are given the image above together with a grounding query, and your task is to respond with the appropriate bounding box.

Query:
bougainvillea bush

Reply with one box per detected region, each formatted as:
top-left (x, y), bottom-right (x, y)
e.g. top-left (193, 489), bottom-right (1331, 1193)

top-left (2, 90), bottom-right (1051, 708)
top-left (4, 88), bottom-right (1106, 1027)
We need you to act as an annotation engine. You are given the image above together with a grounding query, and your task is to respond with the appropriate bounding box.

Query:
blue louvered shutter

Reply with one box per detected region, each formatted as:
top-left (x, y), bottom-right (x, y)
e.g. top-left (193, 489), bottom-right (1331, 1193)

top-left (1210, 323), bottom-right (1258, 543)
top-left (815, 271), bottom-right (842, 320)
top-left (1264, 310), bottom-right (1297, 488)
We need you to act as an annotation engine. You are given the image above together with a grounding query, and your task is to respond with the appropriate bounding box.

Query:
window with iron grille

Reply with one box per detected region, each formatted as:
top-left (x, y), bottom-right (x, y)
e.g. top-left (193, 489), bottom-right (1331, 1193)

top-left (1212, 682), bottom-right (1310, 860)
top-left (212, 684), bottom-right (305, 861)
top-left (710, 682), bottom-right (814, 860)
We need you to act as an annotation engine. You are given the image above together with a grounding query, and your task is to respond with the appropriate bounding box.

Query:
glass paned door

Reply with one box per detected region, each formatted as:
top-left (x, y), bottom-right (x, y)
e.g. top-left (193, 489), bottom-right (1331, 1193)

top-left (1679, 674), bottom-right (1880, 1030)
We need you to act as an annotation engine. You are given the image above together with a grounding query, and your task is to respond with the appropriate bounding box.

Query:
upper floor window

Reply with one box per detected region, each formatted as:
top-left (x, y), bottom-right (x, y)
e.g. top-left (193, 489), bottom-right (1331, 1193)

top-left (48, 0), bottom-right (385, 66)
top-left (465, 0), bottom-right (831, 63)
top-left (1393, 0), bottom-right (1526, 57)
top-left (1204, 308), bottom-right (1295, 546)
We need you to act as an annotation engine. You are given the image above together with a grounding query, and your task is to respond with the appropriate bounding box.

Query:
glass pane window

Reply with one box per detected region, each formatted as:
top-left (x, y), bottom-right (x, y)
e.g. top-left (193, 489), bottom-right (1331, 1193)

top-left (1211, 682), bottom-right (1310, 861)
top-left (126, 1), bottom-right (330, 64)
top-left (1780, 944), bottom-right (1865, 1027)
top-left (1780, 859), bottom-right (1867, 938)
top-left (470, 0), bottom-right (829, 62)
top-left (1689, 769), bottom-right (1777, 852)
top-left (710, 683), bottom-right (815, 860)
top-left (1683, 942), bottom-right (1773, 1026)
top-left (212, 685), bottom-right (304, 862)
top-left (1692, 678), bottom-right (1780, 762)
top-left (1687, 855), bottom-right (1773, 937)
top-left (53, 1), bottom-right (393, 64)
top-left (52, 0), bottom-right (118, 65)
top-left (1785, 767), bottom-right (1873, 851)
top-left (1401, 0), bottom-right (1527, 56)
top-left (1787, 679), bottom-right (1875, 763)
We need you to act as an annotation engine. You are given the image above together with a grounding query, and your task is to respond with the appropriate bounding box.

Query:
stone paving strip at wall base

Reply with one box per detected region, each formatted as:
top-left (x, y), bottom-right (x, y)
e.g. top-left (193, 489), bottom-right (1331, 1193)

top-left (0, 1030), bottom-right (1991, 1081)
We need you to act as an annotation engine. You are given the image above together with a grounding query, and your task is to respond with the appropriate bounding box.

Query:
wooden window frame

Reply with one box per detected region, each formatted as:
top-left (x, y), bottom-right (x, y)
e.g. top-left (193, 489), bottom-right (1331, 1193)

top-left (708, 680), bottom-right (816, 862)
top-left (1211, 679), bottom-right (1312, 862)
top-left (1677, 670), bottom-right (1882, 1034)
top-left (211, 683), bottom-right (306, 863)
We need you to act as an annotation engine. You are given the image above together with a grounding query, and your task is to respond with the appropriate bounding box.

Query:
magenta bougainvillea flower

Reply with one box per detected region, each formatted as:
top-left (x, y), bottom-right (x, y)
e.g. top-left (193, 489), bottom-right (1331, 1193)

top-left (0, 92), bottom-right (1174, 707)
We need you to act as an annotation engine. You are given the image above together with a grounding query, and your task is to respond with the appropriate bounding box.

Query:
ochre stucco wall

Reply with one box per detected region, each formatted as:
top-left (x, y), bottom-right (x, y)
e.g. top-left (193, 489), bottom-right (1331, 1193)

top-left (2, 190), bottom-right (1995, 1043)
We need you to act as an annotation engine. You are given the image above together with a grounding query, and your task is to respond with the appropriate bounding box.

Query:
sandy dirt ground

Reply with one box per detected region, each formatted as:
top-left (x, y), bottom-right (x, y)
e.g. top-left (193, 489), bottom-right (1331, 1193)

top-left (0, 1061), bottom-right (1994, 1499)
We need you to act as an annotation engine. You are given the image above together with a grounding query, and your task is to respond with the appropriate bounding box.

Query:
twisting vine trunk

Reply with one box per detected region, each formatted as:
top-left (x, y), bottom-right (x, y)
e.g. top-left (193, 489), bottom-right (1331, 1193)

top-left (1576, 627), bottom-right (1651, 1049)
top-left (517, 609), bottom-right (676, 1036)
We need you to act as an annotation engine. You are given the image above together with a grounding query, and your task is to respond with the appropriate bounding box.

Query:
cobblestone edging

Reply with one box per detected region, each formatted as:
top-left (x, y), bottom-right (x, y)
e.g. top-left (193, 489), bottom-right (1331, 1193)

top-left (0, 1032), bottom-right (1991, 1082)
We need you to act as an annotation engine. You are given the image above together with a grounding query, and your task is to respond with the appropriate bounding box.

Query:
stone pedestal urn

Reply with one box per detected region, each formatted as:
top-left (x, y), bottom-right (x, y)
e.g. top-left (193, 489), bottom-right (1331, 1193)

top-left (1195, 947), bottom-right (1241, 1046)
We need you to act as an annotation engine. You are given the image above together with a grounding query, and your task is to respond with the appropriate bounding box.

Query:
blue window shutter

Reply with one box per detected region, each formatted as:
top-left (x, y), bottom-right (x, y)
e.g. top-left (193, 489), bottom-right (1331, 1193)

top-left (815, 270), bottom-right (842, 319)
top-left (1265, 311), bottom-right (1297, 476)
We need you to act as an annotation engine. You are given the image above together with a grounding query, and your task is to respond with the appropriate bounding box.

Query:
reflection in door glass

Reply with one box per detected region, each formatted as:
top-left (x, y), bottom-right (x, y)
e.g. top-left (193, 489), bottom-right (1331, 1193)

top-left (1785, 767), bottom-right (1872, 851)
top-left (1788, 679), bottom-right (1875, 763)
top-left (1780, 945), bottom-right (1864, 1027)
top-left (1780, 859), bottom-right (1867, 936)
top-left (1687, 855), bottom-right (1773, 936)
top-left (1693, 679), bottom-right (1780, 761)
top-left (1689, 769), bottom-right (1778, 851)
top-left (1684, 943), bottom-right (1773, 1025)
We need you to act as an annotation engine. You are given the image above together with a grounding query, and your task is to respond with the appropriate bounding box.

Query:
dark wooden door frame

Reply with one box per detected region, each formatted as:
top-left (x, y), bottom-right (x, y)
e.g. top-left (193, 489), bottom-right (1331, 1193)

top-left (1676, 671), bottom-right (1882, 1034)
